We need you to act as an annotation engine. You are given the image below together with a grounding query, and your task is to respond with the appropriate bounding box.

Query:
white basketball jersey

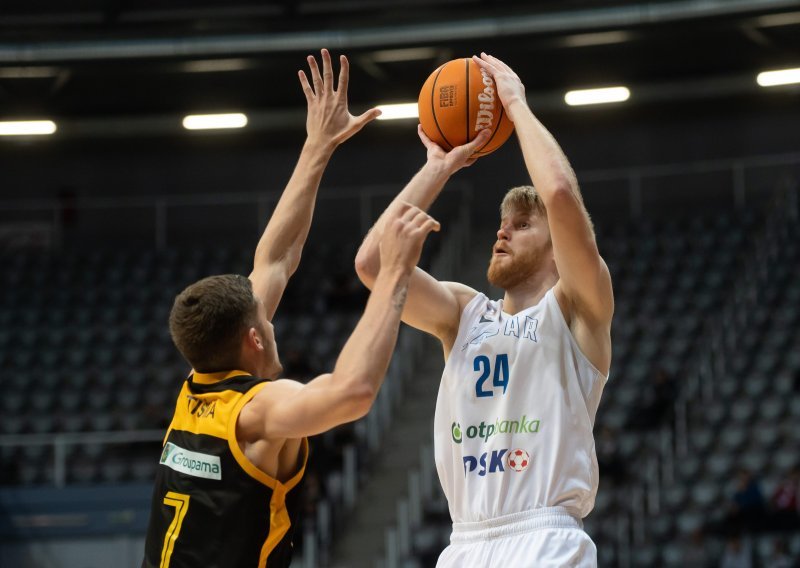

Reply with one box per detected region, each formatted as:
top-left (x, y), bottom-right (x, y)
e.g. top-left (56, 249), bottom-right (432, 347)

top-left (433, 289), bottom-right (607, 523)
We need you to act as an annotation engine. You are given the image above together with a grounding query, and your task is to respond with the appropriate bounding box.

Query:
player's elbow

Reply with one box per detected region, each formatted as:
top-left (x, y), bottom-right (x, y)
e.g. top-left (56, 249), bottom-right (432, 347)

top-left (348, 376), bottom-right (381, 419)
top-left (354, 247), bottom-right (378, 288)
top-left (545, 182), bottom-right (577, 205)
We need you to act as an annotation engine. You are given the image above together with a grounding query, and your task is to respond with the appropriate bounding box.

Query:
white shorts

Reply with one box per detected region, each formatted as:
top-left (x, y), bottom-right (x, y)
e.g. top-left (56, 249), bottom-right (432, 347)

top-left (436, 507), bottom-right (597, 568)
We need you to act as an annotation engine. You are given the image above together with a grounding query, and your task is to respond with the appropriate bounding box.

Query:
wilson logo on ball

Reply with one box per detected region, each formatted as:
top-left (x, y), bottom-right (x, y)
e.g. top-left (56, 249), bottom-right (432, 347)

top-left (507, 448), bottom-right (530, 472)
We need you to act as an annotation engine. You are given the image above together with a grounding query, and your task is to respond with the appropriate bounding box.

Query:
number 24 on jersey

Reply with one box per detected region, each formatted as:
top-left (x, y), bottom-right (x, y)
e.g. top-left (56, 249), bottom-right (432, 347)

top-left (473, 354), bottom-right (510, 398)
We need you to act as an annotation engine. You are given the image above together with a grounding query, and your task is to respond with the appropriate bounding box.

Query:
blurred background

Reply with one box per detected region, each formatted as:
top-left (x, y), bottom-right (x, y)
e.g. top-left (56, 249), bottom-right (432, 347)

top-left (0, 1), bottom-right (799, 567)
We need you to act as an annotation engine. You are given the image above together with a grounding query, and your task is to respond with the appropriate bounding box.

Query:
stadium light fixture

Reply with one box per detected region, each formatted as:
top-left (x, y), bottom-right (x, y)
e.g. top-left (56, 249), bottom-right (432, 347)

top-left (564, 86), bottom-right (630, 106)
top-left (0, 120), bottom-right (57, 136)
top-left (375, 103), bottom-right (419, 120)
top-left (756, 67), bottom-right (800, 87)
top-left (182, 113), bottom-right (248, 130)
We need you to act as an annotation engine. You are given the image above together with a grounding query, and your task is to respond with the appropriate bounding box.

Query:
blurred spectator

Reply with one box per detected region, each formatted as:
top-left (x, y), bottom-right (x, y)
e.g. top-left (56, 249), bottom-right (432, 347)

top-left (596, 425), bottom-right (626, 483)
top-left (725, 469), bottom-right (766, 534)
top-left (627, 368), bottom-right (676, 430)
top-left (326, 272), bottom-right (368, 312)
top-left (684, 528), bottom-right (711, 568)
top-left (767, 538), bottom-right (793, 568)
top-left (719, 534), bottom-right (752, 568)
top-left (283, 346), bottom-right (314, 381)
top-left (770, 466), bottom-right (800, 532)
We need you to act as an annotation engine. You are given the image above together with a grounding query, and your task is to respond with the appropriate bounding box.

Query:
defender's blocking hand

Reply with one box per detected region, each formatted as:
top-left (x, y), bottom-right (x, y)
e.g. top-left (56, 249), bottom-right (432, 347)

top-left (299, 49), bottom-right (382, 149)
top-left (379, 203), bottom-right (441, 273)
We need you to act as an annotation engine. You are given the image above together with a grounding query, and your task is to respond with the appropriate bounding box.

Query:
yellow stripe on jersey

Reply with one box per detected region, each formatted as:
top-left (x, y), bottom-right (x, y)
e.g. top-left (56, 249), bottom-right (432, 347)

top-left (192, 369), bottom-right (251, 384)
top-left (168, 381), bottom-right (243, 440)
top-left (225, 382), bottom-right (309, 566)
top-left (257, 440), bottom-right (308, 567)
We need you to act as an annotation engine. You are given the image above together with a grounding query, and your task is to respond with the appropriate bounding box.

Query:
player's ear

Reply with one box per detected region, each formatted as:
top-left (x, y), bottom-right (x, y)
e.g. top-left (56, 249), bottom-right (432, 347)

top-left (246, 327), bottom-right (264, 352)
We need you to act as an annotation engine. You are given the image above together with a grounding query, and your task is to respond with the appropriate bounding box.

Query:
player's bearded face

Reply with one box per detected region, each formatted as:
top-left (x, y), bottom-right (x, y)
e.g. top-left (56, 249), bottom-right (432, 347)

top-left (486, 211), bottom-right (551, 290)
top-left (487, 244), bottom-right (546, 289)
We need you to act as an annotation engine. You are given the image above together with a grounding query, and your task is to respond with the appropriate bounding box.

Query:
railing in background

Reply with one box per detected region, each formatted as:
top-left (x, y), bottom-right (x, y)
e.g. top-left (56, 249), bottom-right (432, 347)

top-left (0, 430), bottom-right (163, 488)
top-left (0, 151), bottom-right (798, 249)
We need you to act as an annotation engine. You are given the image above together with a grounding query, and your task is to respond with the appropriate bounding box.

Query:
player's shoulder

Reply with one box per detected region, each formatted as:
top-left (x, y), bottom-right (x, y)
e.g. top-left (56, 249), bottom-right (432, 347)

top-left (441, 281), bottom-right (480, 308)
top-left (237, 378), bottom-right (307, 442)
top-left (252, 378), bottom-right (304, 401)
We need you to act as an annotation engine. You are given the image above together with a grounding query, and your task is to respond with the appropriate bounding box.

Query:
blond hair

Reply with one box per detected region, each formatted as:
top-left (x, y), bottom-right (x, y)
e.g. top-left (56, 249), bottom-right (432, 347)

top-left (499, 185), bottom-right (547, 219)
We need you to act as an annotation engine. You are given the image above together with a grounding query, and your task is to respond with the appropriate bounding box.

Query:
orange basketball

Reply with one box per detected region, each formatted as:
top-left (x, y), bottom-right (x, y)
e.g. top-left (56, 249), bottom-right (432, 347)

top-left (418, 58), bottom-right (515, 157)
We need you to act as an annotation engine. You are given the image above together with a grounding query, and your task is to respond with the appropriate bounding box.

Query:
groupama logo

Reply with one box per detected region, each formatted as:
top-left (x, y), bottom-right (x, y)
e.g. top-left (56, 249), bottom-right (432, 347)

top-left (159, 442), bottom-right (222, 480)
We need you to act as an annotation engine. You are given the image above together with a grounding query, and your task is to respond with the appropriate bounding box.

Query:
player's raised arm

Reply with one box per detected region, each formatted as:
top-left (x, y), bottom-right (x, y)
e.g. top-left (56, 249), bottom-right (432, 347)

top-left (241, 205), bottom-right (440, 440)
top-left (354, 127), bottom-right (489, 343)
top-left (473, 54), bottom-right (613, 337)
top-left (250, 49), bottom-right (381, 320)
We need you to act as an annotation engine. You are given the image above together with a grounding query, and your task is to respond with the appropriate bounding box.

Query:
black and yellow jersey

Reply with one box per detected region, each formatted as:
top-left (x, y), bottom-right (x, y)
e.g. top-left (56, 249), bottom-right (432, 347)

top-left (143, 370), bottom-right (307, 568)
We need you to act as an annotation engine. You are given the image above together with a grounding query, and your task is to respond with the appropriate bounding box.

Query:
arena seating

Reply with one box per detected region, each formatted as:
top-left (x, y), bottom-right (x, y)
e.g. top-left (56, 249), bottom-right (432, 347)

top-left (1, 186), bottom-right (798, 567)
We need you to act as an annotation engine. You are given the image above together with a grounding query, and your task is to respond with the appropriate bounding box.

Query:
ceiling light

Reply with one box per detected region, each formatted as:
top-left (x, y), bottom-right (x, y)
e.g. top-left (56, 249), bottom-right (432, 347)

top-left (182, 59), bottom-right (252, 73)
top-left (0, 67), bottom-right (60, 79)
top-left (756, 67), bottom-right (800, 87)
top-left (560, 31), bottom-right (632, 48)
top-left (182, 113), bottom-right (248, 130)
top-left (755, 11), bottom-right (800, 28)
top-left (371, 47), bottom-right (439, 63)
top-left (564, 86), bottom-right (630, 106)
top-left (375, 103), bottom-right (418, 120)
top-left (0, 120), bottom-right (57, 136)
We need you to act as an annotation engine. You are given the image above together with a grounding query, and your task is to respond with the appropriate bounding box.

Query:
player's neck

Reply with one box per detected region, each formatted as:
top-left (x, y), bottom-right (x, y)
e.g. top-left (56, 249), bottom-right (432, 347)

top-left (501, 271), bottom-right (557, 315)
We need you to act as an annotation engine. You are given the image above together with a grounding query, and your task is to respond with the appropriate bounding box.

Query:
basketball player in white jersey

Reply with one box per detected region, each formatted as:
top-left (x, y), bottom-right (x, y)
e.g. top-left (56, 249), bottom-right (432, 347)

top-left (355, 52), bottom-right (613, 566)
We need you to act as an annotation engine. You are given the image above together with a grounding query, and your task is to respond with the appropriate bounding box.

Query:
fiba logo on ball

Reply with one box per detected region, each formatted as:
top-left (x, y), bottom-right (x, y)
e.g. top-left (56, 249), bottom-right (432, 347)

top-left (507, 449), bottom-right (530, 472)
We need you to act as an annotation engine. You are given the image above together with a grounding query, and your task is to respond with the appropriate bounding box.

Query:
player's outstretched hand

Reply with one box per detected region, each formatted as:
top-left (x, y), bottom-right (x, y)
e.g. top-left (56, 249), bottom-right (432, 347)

top-left (380, 202), bottom-right (441, 274)
top-left (472, 52), bottom-right (527, 115)
top-left (418, 124), bottom-right (491, 175)
top-left (299, 49), bottom-right (382, 148)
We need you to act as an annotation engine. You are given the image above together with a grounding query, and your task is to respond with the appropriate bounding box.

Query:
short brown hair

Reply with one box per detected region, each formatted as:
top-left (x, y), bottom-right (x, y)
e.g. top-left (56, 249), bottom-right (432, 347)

top-left (500, 185), bottom-right (547, 220)
top-left (169, 274), bottom-right (259, 372)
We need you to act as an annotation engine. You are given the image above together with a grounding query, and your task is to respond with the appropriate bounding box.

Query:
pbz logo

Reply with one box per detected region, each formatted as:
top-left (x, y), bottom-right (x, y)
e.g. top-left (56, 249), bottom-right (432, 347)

top-left (463, 448), bottom-right (530, 477)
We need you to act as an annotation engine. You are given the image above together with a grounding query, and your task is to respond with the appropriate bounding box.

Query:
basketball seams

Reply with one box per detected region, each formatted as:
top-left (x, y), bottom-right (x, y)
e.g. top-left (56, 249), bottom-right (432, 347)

top-left (430, 64), bottom-right (455, 151)
top-left (464, 58), bottom-right (470, 145)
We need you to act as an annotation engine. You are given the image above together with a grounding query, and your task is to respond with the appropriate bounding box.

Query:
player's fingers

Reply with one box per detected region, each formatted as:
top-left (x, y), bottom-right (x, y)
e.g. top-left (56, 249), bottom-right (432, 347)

top-left (418, 125), bottom-right (450, 153)
top-left (336, 54), bottom-right (349, 95)
top-left (482, 52), bottom-right (514, 75)
top-left (417, 124), bottom-right (431, 144)
top-left (401, 204), bottom-right (423, 224)
top-left (418, 217), bottom-right (441, 234)
top-left (415, 214), bottom-right (441, 234)
top-left (409, 209), bottom-right (439, 233)
top-left (464, 128), bottom-right (491, 151)
top-left (393, 201), bottom-right (413, 219)
top-left (298, 70), bottom-right (315, 103)
top-left (353, 107), bottom-right (382, 128)
top-left (307, 54), bottom-right (323, 93)
top-left (472, 54), bottom-right (495, 75)
top-left (321, 49), bottom-right (334, 92)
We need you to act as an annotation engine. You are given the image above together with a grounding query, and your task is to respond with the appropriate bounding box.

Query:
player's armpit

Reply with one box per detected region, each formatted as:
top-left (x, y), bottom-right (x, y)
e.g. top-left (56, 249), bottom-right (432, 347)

top-left (238, 375), bottom-right (372, 441)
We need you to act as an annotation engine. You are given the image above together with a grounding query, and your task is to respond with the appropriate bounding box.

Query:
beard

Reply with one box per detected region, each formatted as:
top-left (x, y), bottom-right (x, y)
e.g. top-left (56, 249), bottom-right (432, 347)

top-left (487, 247), bottom-right (546, 290)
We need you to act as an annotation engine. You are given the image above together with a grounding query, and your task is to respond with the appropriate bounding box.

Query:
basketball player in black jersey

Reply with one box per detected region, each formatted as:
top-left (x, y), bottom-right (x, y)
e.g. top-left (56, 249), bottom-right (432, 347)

top-left (143, 50), bottom-right (441, 568)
